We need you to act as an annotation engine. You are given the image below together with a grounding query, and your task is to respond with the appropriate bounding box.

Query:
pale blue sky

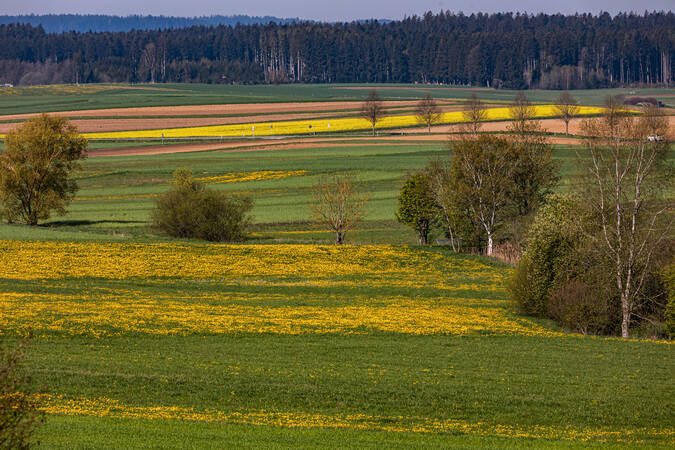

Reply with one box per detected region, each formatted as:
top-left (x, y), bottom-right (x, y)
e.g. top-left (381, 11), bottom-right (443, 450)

top-left (3, 0), bottom-right (673, 21)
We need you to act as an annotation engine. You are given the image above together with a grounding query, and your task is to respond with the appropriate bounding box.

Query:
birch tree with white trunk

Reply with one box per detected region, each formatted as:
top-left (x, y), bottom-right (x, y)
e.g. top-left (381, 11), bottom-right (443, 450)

top-left (579, 101), bottom-right (673, 338)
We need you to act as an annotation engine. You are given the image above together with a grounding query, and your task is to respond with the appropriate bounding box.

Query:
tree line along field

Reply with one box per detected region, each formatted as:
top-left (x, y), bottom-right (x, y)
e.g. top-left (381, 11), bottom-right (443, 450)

top-left (0, 84), bottom-right (673, 448)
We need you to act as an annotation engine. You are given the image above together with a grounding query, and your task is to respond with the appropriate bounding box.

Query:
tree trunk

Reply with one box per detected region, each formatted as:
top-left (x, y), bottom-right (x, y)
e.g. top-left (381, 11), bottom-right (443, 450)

top-left (486, 231), bottom-right (493, 256)
top-left (336, 231), bottom-right (345, 245)
top-left (621, 294), bottom-right (630, 338)
top-left (565, 120), bottom-right (569, 135)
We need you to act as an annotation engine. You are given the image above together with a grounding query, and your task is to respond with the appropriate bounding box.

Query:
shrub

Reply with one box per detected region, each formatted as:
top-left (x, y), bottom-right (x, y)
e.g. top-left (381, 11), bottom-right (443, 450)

top-left (151, 169), bottom-right (253, 242)
top-left (396, 172), bottom-right (437, 245)
top-left (0, 338), bottom-right (44, 449)
top-left (664, 265), bottom-right (675, 339)
top-left (509, 194), bottom-right (580, 316)
top-left (547, 280), bottom-right (611, 335)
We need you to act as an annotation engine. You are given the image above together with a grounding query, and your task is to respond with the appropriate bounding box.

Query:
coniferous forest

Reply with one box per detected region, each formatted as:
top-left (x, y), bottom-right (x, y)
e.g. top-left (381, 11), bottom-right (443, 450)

top-left (0, 11), bottom-right (673, 89)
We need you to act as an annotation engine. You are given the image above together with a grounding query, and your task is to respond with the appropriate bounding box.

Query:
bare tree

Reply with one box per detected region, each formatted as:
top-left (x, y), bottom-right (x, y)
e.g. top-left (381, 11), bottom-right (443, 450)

top-left (360, 90), bottom-right (385, 136)
top-left (508, 91), bottom-right (540, 135)
top-left (140, 43), bottom-right (158, 84)
top-left (415, 94), bottom-right (442, 134)
top-left (553, 91), bottom-right (580, 135)
top-left (461, 93), bottom-right (487, 134)
top-left (311, 174), bottom-right (369, 244)
top-left (578, 99), bottom-right (673, 338)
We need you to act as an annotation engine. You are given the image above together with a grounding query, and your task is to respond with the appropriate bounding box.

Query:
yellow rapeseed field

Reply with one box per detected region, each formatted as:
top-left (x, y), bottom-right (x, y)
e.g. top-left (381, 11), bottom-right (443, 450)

top-left (76, 105), bottom-right (604, 139)
top-left (0, 105), bottom-right (606, 139)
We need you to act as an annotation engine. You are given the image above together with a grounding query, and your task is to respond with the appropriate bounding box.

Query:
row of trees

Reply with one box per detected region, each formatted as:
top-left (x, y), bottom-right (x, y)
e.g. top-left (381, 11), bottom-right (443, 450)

top-left (1, 11), bottom-right (673, 87)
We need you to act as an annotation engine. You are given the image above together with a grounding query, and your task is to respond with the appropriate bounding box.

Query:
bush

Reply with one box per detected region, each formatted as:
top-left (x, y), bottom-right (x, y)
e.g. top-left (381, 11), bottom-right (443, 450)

top-left (509, 194), bottom-right (580, 316)
top-left (0, 338), bottom-right (44, 449)
top-left (664, 265), bottom-right (675, 339)
top-left (151, 169), bottom-right (253, 242)
top-left (547, 280), bottom-right (611, 335)
top-left (396, 172), bottom-right (437, 245)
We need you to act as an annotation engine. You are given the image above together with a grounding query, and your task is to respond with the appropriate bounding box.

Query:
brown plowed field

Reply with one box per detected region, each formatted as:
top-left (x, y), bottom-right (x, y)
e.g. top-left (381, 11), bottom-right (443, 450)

top-left (0, 111), bottom-right (343, 133)
top-left (88, 137), bottom-right (442, 157)
top-left (0, 100), bottom-right (451, 121)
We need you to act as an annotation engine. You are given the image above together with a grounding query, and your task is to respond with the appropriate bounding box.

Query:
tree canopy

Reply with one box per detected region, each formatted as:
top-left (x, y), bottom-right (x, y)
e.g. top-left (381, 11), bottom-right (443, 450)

top-left (0, 114), bottom-right (87, 226)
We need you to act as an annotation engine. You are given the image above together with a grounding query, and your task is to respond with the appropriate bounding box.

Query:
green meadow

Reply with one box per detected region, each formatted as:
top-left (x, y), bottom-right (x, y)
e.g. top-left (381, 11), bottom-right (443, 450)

top-left (0, 84), bottom-right (673, 448)
top-left (1, 83), bottom-right (674, 116)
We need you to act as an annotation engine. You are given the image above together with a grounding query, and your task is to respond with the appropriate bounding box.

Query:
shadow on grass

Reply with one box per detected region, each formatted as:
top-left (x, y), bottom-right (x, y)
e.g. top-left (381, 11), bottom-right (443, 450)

top-left (40, 219), bottom-right (145, 227)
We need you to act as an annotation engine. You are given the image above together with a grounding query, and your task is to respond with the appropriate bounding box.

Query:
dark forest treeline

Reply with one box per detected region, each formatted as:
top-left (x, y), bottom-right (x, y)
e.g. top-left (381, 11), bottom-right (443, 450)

top-left (0, 11), bottom-right (673, 89)
top-left (0, 14), bottom-right (299, 33)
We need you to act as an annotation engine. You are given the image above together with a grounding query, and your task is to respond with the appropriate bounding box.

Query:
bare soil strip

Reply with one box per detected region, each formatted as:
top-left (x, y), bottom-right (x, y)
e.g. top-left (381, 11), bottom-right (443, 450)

top-left (88, 137), bottom-right (444, 157)
top-left (0, 101), bottom-right (434, 121)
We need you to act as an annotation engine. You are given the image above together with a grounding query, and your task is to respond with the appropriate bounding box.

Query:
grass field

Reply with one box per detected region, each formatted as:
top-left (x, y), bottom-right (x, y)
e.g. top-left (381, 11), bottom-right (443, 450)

top-left (0, 84), bottom-right (673, 448)
top-left (1, 83), bottom-right (674, 116)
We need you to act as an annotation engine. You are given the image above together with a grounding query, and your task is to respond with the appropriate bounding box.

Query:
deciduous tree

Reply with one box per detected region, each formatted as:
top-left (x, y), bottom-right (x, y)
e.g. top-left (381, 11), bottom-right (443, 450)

top-left (578, 100), bottom-right (673, 338)
top-left (553, 91), bottom-right (580, 135)
top-left (360, 90), bottom-right (384, 136)
top-left (311, 174), bottom-right (368, 245)
top-left (396, 172), bottom-right (437, 245)
top-left (0, 114), bottom-right (87, 226)
top-left (461, 93), bottom-right (487, 134)
top-left (449, 136), bottom-right (514, 256)
top-left (415, 94), bottom-right (442, 134)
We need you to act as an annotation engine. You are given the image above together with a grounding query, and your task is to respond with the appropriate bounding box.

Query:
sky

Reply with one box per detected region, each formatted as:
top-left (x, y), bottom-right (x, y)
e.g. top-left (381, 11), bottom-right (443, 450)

top-left (3, 0), bottom-right (673, 21)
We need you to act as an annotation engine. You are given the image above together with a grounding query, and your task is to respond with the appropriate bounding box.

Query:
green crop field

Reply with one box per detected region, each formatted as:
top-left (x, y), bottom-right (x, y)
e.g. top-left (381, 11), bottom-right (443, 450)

top-left (0, 84), bottom-right (673, 448)
top-left (1, 83), bottom-right (674, 116)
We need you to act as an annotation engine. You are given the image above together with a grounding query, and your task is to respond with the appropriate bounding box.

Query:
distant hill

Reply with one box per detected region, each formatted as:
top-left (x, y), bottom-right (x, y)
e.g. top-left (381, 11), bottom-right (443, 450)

top-left (0, 14), bottom-right (302, 33)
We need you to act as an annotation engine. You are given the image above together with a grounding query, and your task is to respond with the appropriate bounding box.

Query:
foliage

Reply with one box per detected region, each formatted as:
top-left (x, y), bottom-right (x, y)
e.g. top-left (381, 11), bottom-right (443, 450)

top-left (151, 168), bottom-right (253, 242)
top-left (449, 136), bottom-right (514, 256)
top-left (311, 173), bottom-right (368, 244)
top-left (506, 134), bottom-right (558, 217)
top-left (0, 338), bottom-right (44, 449)
top-left (577, 101), bottom-right (673, 337)
top-left (359, 90), bottom-right (384, 136)
top-left (510, 194), bottom-right (581, 317)
top-left (0, 114), bottom-right (87, 226)
top-left (396, 172), bottom-right (437, 245)
top-left (424, 158), bottom-right (481, 252)
top-left (1, 13), bottom-right (673, 88)
top-left (547, 280), bottom-right (612, 335)
top-left (414, 94), bottom-right (441, 134)
top-left (664, 265), bottom-right (675, 339)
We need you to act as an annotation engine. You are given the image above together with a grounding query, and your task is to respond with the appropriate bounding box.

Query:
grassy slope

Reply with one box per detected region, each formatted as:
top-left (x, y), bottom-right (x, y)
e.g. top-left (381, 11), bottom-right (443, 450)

top-left (0, 85), bottom-right (673, 448)
top-left (0, 142), bottom-right (588, 245)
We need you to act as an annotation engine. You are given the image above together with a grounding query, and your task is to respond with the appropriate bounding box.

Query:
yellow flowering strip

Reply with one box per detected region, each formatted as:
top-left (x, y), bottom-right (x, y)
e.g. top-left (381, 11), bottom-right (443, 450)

top-left (42, 105), bottom-right (603, 139)
top-left (39, 394), bottom-right (674, 444)
top-left (196, 170), bottom-right (308, 184)
top-left (0, 291), bottom-right (556, 337)
top-left (0, 241), bottom-right (503, 285)
top-left (0, 240), bottom-right (567, 337)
